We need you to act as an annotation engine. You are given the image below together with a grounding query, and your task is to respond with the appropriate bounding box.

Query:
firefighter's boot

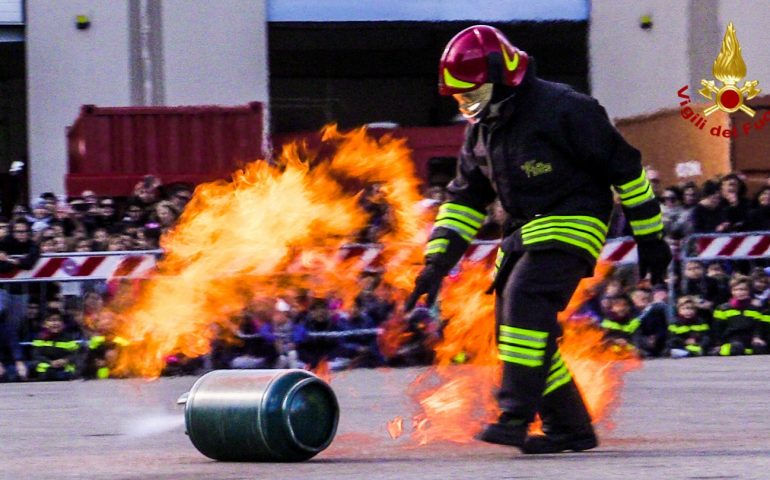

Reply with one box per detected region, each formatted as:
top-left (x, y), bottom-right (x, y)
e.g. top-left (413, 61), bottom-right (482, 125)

top-left (475, 413), bottom-right (527, 448)
top-left (523, 381), bottom-right (597, 454)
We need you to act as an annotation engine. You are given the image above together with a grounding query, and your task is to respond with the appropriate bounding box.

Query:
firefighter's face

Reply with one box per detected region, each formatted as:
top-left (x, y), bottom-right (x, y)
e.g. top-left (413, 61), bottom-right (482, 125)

top-left (453, 84), bottom-right (493, 123)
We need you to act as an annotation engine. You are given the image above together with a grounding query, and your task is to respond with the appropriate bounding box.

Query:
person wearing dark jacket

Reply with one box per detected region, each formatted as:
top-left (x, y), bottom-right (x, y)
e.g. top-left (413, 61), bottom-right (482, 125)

top-left (744, 186), bottom-right (770, 231)
top-left (711, 276), bottom-right (767, 355)
top-left (668, 296), bottom-right (711, 357)
top-left (31, 311), bottom-right (81, 381)
top-left (600, 295), bottom-right (642, 351)
top-left (0, 219), bottom-right (40, 380)
top-left (406, 25), bottom-right (671, 454)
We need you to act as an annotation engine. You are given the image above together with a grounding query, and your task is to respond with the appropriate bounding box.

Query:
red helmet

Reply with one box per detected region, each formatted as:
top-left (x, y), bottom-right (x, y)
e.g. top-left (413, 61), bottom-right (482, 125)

top-left (438, 25), bottom-right (529, 96)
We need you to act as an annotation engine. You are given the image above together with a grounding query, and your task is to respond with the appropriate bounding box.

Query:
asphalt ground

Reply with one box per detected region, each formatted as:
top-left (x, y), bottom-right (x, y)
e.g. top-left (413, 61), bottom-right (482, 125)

top-left (1, 356), bottom-right (769, 480)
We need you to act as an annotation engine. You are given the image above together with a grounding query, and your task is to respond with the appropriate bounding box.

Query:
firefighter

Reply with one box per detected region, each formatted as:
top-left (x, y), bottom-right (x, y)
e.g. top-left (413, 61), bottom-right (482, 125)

top-left (406, 25), bottom-right (671, 454)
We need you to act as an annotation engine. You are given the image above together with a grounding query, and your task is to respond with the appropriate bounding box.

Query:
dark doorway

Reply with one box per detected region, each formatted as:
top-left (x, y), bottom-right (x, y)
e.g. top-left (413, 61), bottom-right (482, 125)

top-left (268, 21), bottom-right (588, 133)
top-left (0, 37), bottom-right (27, 216)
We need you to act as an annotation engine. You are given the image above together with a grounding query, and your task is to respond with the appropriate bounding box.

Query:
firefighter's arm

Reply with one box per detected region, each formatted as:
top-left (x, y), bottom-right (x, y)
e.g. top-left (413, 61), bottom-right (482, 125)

top-left (406, 151), bottom-right (495, 310)
top-left (563, 94), bottom-right (671, 282)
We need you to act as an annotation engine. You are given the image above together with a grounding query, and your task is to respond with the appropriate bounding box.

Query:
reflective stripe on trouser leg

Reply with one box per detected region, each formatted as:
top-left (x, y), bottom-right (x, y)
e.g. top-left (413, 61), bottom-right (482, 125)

top-left (543, 350), bottom-right (572, 396)
top-left (495, 249), bottom-right (592, 424)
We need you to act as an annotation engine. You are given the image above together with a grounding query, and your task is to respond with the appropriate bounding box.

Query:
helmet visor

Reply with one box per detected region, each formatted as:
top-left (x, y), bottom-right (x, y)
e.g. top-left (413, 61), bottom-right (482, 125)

top-left (453, 84), bottom-right (493, 122)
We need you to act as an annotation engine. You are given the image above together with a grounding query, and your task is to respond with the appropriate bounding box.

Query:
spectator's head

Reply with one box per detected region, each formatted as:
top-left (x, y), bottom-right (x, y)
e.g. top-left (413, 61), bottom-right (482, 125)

top-left (645, 167), bottom-right (663, 197)
top-left (11, 204), bottom-right (28, 222)
top-left (10, 219), bottom-right (31, 243)
top-left (42, 310), bottom-right (65, 335)
top-left (81, 190), bottom-right (99, 206)
top-left (719, 173), bottom-right (747, 199)
top-left (706, 262), bottom-right (726, 278)
top-left (681, 182), bottom-right (700, 207)
top-left (154, 200), bottom-right (179, 228)
top-left (133, 175), bottom-right (161, 205)
top-left (754, 186), bottom-right (770, 208)
top-left (676, 296), bottom-right (698, 320)
top-left (75, 238), bottom-right (92, 252)
top-left (630, 287), bottom-right (652, 310)
top-left (107, 235), bottom-right (126, 251)
top-left (68, 198), bottom-right (90, 217)
top-left (123, 202), bottom-right (145, 223)
top-left (93, 228), bottom-right (109, 245)
top-left (700, 180), bottom-right (721, 207)
top-left (83, 291), bottom-right (104, 316)
top-left (0, 218), bottom-right (8, 239)
top-left (608, 294), bottom-right (634, 319)
top-left (99, 197), bottom-right (117, 218)
top-left (661, 187), bottom-right (682, 208)
top-left (729, 275), bottom-right (752, 301)
top-left (750, 267), bottom-right (769, 295)
top-left (308, 298), bottom-right (330, 324)
top-left (31, 198), bottom-right (49, 220)
top-left (603, 278), bottom-right (624, 298)
top-left (170, 187), bottom-right (193, 212)
top-left (684, 261), bottom-right (704, 280)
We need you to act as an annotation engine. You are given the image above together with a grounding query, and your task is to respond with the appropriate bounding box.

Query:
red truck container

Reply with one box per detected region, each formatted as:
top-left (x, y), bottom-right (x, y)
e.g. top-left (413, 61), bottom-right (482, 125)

top-left (66, 102), bottom-right (264, 196)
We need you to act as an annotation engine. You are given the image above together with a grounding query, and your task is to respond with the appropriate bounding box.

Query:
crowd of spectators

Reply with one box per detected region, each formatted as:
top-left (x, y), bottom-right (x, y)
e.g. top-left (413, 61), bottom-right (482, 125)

top-left (2, 170), bottom-right (770, 382)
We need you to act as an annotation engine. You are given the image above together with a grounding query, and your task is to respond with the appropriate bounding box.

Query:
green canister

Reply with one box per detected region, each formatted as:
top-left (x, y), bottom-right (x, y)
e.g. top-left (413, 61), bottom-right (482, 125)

top-left (183, 369), bottom-right (339, 461)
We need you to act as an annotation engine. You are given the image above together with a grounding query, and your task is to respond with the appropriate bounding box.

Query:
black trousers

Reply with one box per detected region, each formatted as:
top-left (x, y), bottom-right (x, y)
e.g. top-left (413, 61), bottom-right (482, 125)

top-left (494, 247), bottom-right (594, 432)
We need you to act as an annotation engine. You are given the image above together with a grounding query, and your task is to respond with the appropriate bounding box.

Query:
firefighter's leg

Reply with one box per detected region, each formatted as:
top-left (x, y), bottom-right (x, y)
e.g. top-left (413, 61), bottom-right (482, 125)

top-left (477, 249), bottom-right (590, 448)
top-left (522, 353), bottom-right (597, 454)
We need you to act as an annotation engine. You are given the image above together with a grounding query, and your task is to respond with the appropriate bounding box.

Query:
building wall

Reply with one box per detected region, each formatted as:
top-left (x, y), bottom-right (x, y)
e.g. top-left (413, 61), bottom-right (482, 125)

top-left (590, 0), bottom-right (690, 119)
top-left (26, 0), bottom-right (132, 197)
top-left (26, 0), bottom-right (269, 198)
top-left (591, 0), bottom-right (770, 120)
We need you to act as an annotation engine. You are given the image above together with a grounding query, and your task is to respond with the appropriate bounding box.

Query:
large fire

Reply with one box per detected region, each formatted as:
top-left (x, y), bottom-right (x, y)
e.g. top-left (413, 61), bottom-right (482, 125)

top-left (109, 124), bottom-right (640, 445)
top-left (111, 125), bottom-right (425, 377)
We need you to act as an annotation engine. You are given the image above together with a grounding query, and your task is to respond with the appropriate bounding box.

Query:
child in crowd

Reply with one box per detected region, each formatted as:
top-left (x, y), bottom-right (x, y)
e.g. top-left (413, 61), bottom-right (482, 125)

top-left (600, 294), bottom-right (641, 353)
top-left (711, 275), bottom-right (767, 356)
top-left (668, 296), bottom-right (711, 357)
top-left (31, 310), bottom-right (81, 381)
top-left (631, 287), bottom-right (669, 358)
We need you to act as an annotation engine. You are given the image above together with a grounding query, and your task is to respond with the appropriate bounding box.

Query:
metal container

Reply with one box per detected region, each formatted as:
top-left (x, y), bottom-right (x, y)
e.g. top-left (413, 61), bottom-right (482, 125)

top-left (66, 102), bottom-right (264, 196)
top-left (183, 369), bottom-right (339, 462)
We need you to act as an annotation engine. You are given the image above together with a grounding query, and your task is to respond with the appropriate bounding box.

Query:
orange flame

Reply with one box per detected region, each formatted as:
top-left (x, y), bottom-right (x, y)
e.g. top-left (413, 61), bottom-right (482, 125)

top-left (406, 260), bottom-right (640, 444)
top-left (387, 416), bottom-right (404, 439)
top-left (111, 125), bottom-right (426, 377)
top-left (312, 359), bottom-right (332, 384)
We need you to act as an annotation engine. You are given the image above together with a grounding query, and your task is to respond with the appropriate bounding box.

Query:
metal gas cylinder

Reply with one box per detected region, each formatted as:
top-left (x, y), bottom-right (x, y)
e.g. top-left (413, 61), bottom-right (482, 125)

top-left (181, 369), bottom-right (339, 462)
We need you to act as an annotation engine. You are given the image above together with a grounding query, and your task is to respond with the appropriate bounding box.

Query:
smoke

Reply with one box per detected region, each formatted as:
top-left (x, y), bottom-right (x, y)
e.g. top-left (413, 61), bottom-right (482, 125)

top-left (121, 412), bottom-right (185, 439)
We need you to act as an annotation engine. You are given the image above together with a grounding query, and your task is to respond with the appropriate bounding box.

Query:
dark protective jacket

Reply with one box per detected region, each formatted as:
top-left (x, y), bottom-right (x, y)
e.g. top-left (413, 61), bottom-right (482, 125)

top-left (424, 64), bottom-right (663, 267)
top-left (712, 301), bottom-right (768, 348)
top-left (668, 316), bottom-right (711, 355)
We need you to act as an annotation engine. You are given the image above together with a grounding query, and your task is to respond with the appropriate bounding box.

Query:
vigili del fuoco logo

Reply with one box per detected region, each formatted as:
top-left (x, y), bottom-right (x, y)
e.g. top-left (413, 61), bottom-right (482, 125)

top-left (677, 22), bottom-right (766, 138)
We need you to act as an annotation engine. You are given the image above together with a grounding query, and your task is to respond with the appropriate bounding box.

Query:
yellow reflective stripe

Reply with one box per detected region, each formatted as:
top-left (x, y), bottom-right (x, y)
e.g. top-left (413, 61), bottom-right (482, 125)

top-left (500, 335), bottom-right (546, 349)
top-left (498, 353), bottom-right (544, 367)
top-left (719, 343), bottom-right (732, 356)
top-left (443, 67), bottom-right (476, 89)
top-left (524, 215), bottom-right (608, 235)
top-left (498, 343), bottom-right (546, 358)
top-left (113, 336), bottom-right (130, 347)
top-left (629, 213), bottom-right (664, 236)
top-left (619, 178), bottom-right (651, 200)
top-left (601, 318), bottom-right (641, 333)
top-left (685, 344), bottom-right (703, 354)
top-left (620, 184), bottom-right (655, 208)
top-left (614, 170), bottom-right (647, 195)
top-left (425, 238), bottom-right (449, 256)
top-left (548, 353), bottom-right (564, 373)
top-left (502, 48), bottom-right (519, 72)
top-left (438, 203), bottom-right (486, 227)
top-left (495, 248), bottom-right (504, 268)
top-left (500, 325), bottom-right (548, 339)
top-left (36, 362), bottom-right (51, 373)
top-left (32, 340), bottom-right (53, 347)
top-left (97, 367), bottom-right (110, 379)
top-left (433, 219), bottom-right (476, 241)
top-left (521, 233), bottom-right (601, 258)
top-left (64, 364), bottom-right (76, 373)
top-left (54, 341), bottom-right (80, 351)
top-left (89, 336), bottom-right (106, 349)
top-left (543, 362), bottom-right (572, 396)
top-left (522, 225), bottom-right (603, 251)
top-left (745, 310), bottom-right (764, 320)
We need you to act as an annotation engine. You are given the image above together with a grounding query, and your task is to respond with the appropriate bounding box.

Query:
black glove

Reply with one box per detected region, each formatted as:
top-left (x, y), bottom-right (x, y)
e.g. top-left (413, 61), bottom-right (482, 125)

top-left (404, 263), bottom-right (451, 312)
top-left (637, 238), bottom-right (672, 285)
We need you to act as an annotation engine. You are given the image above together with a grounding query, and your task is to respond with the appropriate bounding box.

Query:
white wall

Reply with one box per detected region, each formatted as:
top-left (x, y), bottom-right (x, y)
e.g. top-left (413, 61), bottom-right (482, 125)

top-left (590, 0), bottom-right (690, 119)
top-left (26, 0), bottom-right (132, 197)
top-left (161, 0), bottom-right (269, 106)
top-left (25, 0), bottom-right (269, 198)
